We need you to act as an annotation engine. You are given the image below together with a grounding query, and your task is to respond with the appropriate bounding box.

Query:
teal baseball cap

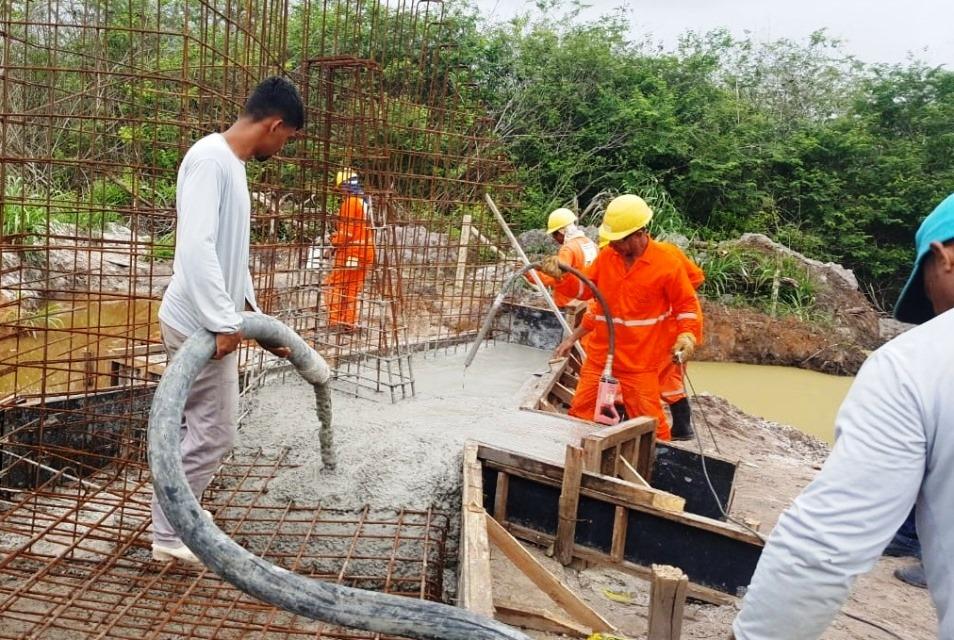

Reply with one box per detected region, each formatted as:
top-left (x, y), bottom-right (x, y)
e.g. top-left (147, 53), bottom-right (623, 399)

top-left (895, 193), bottom-right (954, 324)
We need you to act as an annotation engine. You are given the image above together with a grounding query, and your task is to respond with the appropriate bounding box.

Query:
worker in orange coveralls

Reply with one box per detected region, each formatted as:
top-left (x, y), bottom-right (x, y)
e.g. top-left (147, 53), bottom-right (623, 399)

top-left (525, 208), bottom-right (599, 308)
top-left (323, 168), bottom-right (375, 331)
top-left (597, 230), bottom-right (705, 440)
top-left (550, 194), bottom-right (702, 441)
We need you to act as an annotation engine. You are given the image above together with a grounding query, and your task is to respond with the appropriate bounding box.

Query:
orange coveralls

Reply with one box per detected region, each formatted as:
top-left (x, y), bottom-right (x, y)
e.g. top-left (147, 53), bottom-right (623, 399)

top-left (657, 243), bottom-right (704, 405)
top-left (567, 240), bottom-right (703, 440)
top-left (528, 234), bottom-right (599, 307)
top-left (323, 195), bottom-right (375, 328)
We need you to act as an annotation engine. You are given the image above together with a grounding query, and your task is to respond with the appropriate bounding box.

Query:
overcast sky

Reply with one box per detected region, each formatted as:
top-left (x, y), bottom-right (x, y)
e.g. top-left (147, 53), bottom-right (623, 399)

top-left (473, 0), bottom-right (953, 67)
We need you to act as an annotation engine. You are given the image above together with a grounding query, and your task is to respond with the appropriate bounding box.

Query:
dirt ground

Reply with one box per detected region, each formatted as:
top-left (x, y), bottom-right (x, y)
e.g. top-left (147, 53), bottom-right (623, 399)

top-left (491, 394), bottom-right (936, 640)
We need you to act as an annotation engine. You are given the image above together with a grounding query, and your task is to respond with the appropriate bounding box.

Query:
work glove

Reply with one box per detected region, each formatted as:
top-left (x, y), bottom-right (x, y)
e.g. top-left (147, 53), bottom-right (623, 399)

top-left (672, 332), bottom-right (696, 363)
top-left (345, 256), bottom-right (360, 268)
top-left (538, 255), bottom-right (563, 280)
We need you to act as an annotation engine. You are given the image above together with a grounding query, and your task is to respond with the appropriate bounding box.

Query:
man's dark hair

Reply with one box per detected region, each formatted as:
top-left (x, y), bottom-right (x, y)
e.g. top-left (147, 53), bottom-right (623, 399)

top-left (244, 76), bottom-right (305, 130)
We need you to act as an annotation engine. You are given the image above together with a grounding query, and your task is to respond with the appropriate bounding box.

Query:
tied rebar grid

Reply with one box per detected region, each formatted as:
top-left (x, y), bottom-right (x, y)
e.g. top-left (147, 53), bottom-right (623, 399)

top-left (1, 0), bottom-right (519, 417)
top-left (0, 446), bottom-right (449, 640)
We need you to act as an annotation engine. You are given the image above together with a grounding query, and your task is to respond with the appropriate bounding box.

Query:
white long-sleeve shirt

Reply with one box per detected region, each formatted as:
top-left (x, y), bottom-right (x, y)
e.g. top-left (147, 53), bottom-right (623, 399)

top-left (158, 133), bottom-right (258, 336)
top-left (733, 308), bottom-right (954, 638)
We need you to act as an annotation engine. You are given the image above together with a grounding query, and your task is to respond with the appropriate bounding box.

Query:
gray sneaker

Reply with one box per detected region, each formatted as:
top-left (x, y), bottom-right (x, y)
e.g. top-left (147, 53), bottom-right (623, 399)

top-left (894, 562), bottom-right (927, 589)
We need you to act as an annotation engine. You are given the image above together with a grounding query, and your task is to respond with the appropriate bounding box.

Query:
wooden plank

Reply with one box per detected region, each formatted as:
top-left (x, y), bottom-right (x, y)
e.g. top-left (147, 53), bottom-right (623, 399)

top-left (618, 456), bottom-right (650, 488)
top-left (550, 381), bottom-right (576, 408)
top-left (599, 444), bottom-right (619, 477)
top-left (648, 564), bottom-right (689, 640)
top-left (478, 446), bottom-right (697, 521)
top-left (459, 444), bottom-right (494, 616)
top-left (619, 437), bottom-right (637, 469)
top-left (610, 506), bottom-right (627, 562)
top-left (486, 515), bottom-right (615, 633)
top-left (494, 603), bottom-right (590, 638)
top-left (455, 214), bottom-right (472, 289)
top-left (555, 445), bottom-right (584, 565)
top-left (582, 417), bottom-right (656, 450)
top-left (504, 522), bottom-right (734, 606)
top-left (493, 471), bottom-right (510, 522)
top-left (638, 428), bottom-right (656, 481)
top-left (581, 437), bottom-right (603, 473)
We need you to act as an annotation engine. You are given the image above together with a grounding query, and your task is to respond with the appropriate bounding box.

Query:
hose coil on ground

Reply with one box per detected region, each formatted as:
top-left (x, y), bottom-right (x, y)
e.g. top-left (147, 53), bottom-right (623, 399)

top-left (148, 311), bottom-right (529, 640)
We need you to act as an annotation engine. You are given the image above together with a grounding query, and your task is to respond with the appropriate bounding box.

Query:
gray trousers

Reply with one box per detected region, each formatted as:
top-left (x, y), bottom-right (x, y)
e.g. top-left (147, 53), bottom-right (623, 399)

top-left (151, 321), bottom-right (239, 546)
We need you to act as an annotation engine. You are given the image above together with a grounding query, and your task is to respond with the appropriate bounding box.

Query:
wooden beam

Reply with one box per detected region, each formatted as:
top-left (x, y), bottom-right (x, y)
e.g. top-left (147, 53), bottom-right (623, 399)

top-left (504, 521), bottom-right (734, 606)
top-left (494, 603), bottom-right (590, 638)
top-left (610, 505), bottom-right (627, 562)
top-left (618, 456), bottom-right (650, 488)
top-left (455, 214), bottom-right (472, 290)
top-left (477, 446), bottom-right (757, 538)
top-left (493, 471), bottom-right (510, 522)
top-left (581, 417), bottom-right (656, 452)
top-left (486, 515), bottom-right (615, 633)
top-left (555, 445), bottom-right (584, 565)
top-left (459, 444), bottom-right (494, 616)
top-left (648, 564), bottom-right (688, 640)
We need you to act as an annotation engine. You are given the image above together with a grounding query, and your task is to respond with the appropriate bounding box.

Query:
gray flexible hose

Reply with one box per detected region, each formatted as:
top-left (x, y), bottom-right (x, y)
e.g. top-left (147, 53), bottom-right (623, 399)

top-left (148, 312), bottom-right (529, 640)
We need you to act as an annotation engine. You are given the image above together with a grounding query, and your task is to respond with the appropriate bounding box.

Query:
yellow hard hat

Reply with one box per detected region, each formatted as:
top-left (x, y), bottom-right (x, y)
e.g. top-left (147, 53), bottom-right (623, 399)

top-left (599, 194), bottom-right (653, 241)
top-left (546, 208), bottom-right (576, 234)
top-left (335, 167), bottom-right (358, 187)
top-left (598, 230), bottom-right (609, 249)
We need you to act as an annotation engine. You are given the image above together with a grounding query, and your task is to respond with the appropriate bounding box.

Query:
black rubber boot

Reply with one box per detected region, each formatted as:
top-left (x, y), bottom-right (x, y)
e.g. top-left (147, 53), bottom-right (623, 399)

top-left (669, 398), bottom-right (694, 441)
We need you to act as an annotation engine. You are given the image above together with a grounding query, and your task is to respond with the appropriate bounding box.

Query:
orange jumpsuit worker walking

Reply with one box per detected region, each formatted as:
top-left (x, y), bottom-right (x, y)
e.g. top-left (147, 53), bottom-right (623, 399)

top-left (595, 234), bottom-right (705, 440)
top-left (550, 195), bottom-right (702, 441)
top-left (526, 208), bottom-right (599, 308)
top-left (323, 168), bottom-right (375, 331)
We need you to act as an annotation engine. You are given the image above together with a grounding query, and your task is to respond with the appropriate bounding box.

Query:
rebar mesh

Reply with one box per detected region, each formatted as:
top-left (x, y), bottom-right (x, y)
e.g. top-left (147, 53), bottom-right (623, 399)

top-left (0, 436), bottom-right (450, 639)
top-left (0, 0), bottom-right (519, 410)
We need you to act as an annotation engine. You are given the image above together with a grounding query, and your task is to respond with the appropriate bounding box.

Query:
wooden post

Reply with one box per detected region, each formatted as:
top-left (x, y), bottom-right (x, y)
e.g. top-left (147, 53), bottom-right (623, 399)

top-left (455, 214), bottom-right (472, 290)
top-left (493, 471), bottom-right (510, 522)
top-left (459, 443), bottom-right (494, 616)
top-left (647, 564), bottom-right (689, 640)
top-left (555, 445), bottom-right (584, 566)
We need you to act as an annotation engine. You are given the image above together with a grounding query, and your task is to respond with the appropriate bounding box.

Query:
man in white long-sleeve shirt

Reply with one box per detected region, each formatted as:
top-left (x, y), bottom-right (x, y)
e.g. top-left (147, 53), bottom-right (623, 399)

top-left (733, 193), bottom-right (954, 638)
top-left (152, 76), bottom-right (304, 564)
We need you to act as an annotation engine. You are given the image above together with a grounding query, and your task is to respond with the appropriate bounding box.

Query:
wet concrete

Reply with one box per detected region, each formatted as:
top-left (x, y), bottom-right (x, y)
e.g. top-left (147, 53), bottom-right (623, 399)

top-left (240, 342), bottom-right (592, 511)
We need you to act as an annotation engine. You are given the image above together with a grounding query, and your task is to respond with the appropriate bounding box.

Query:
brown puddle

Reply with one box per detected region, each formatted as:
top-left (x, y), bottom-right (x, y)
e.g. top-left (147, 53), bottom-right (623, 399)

top-left (0, 299), bottom-right (160, 399)
top-left (687, 361), bottom-right (855, 444)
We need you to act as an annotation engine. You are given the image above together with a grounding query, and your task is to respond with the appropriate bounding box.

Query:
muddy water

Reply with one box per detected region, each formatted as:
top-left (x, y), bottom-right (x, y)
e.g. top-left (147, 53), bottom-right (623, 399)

top-left (0, 299), bottom-right (160, 399)
top-left (688, 361), bottom-right (855, 444)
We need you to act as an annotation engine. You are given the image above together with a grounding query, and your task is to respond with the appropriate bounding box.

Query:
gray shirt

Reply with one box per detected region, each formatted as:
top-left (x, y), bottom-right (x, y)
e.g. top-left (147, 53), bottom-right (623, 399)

top-left (159, 133), bottom-right (258, 336)
top-left (733, 308), bottom-right (954, 638)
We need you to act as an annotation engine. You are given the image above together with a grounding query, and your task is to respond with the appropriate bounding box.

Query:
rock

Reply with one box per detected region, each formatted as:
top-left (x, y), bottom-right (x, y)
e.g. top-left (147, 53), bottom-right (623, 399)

top-left (726, 233), bottom-right (882, 349)
top-left (879, 317), bottom-right (914, 342)
top-left (735, 233), bottom-right (859, 290)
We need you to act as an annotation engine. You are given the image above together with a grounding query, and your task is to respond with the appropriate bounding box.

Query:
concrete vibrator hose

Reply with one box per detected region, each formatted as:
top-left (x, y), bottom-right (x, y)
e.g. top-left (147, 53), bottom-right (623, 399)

top-left (465, 261), bottom-right (616, 370)
top-left (148, 311), bottom-right (530, 640)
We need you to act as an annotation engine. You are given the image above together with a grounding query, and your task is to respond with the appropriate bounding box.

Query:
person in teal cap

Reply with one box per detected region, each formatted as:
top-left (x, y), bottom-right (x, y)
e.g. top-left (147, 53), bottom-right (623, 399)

top-left (732, 193), bottom-right (954, 639)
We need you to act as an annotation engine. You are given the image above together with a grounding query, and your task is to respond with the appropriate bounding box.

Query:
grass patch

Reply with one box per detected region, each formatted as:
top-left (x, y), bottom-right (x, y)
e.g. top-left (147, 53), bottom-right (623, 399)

top-left (693, 244), bottom-right (819, 321)
top-left (151, 231), bottom-right (175, 260)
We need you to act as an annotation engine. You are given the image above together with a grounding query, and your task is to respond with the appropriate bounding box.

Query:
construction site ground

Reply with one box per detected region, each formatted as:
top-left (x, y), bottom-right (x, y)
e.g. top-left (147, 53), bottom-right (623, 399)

top-left (241, 342), bottom-right (937, 640)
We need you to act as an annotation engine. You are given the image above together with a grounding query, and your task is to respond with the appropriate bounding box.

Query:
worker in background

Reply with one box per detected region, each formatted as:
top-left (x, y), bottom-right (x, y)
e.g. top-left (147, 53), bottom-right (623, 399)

top-left (323, 168), bottom-right (375, 332)
top-left (597, 231), bottom-right (705, 441)
top-left (551, 195), bottom-right (702, 440)
top-left (526, 208), bottom-right (598, 308)
top-left (732, 193), bottom-right (954, 639)
top-left (155, 76), bottom-right (303, 564)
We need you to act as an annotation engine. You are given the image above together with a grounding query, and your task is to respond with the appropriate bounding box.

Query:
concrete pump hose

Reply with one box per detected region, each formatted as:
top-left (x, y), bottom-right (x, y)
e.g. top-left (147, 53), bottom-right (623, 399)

top-left (555, 262), bottom-right (616, 373)
top-left (148, 311), bottom-right (530, 640)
